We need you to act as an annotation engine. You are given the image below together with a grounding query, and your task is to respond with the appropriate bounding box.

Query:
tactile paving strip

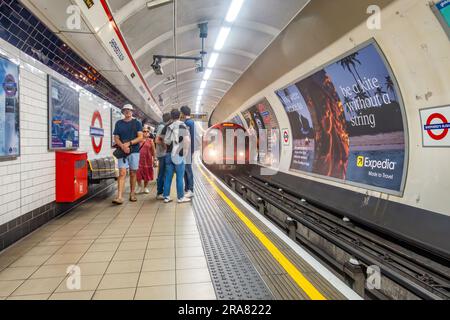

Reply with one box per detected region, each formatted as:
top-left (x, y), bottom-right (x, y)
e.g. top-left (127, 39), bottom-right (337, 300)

top-left (193, 174), bottom-right (274, 300)
top-left (193, 167), bottom-right (347, 300)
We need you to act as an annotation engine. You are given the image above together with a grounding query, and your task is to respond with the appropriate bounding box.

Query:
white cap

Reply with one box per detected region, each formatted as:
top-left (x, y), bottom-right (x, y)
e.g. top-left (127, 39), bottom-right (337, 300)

top-left (122, 104), bottom-right (134, 111)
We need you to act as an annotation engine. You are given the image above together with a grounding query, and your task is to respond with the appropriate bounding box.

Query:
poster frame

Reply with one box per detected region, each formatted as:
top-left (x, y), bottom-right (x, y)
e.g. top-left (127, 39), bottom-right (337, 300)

top-left (0, 53), bottom-right (21, 161)
top-left (47, 75), bottom-right (80, 151)
top-left (431, 0), bottom-right (450, 40)
top-left (274, 38), bottom-right (409, 197)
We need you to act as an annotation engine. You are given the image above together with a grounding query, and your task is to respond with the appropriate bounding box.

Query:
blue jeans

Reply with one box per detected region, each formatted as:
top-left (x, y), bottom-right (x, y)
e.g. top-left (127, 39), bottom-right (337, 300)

top-left (184, 163), bottom-right (194, 192)
top-left (163, 154), bottom-right (185, 200)
top-left (157, 156), bottom-right (166, 196)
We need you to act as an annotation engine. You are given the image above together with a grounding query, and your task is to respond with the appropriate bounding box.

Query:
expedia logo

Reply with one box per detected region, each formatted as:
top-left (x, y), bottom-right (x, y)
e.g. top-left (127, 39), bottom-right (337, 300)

top-left (357, 156), bottom-right (397, 170)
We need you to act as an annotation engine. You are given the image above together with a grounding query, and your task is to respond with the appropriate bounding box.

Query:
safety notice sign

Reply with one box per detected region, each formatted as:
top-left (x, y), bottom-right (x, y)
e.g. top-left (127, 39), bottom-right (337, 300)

top-left (420, 105), bottom-right (450, 147)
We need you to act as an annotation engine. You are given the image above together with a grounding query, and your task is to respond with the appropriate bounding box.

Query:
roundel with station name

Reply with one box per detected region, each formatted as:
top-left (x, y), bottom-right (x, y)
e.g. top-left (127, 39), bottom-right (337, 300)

top-left (90, 111), bottom-right (104, 154)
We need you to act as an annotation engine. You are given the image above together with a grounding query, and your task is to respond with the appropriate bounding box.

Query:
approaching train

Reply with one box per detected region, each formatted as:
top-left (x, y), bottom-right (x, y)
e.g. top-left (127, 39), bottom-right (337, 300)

top-left (202, 122), bottom-right (250, 170)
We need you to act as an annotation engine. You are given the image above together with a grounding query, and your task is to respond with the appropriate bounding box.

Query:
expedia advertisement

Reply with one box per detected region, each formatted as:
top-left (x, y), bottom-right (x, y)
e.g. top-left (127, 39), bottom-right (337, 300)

top-left (275, 41), bottom-right (407, 194)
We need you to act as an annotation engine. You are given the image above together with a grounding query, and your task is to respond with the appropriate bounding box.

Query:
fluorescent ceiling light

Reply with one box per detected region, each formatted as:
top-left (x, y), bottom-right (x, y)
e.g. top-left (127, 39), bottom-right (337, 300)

top-left (203, 69), bottom-right (212, 81)
top-left (198, 89), bottom-right (204, 97)
top-left (214, 27), bottom-right (231, 51)
top-left (226, 0), bottom-right (245, 23)
top-left (208, 53), bottom-right (219, 69)
top-left (200, 81), bottom-right (207, 89)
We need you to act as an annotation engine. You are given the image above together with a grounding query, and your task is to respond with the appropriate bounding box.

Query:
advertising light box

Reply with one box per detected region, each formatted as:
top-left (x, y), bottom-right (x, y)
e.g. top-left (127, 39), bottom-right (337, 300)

top-left (242, 98), bottom-right (280, 167)
top-left (0, 55), bottom-right (20, 159)
top-left (48, 76), bottom-right (80, 150)
top-left (275, 41), bottom-right (408, 195)
top-left (231, 114), bottom-right (244, 127)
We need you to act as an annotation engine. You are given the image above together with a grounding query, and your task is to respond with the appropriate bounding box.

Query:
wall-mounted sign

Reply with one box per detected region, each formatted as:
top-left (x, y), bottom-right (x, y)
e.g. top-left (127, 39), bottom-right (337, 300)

top-left (432, 0), bottom-right (450, 39)
top-left (436, 0), bottom-right (450, 26)
top-left (282, 129), bottom-right (290, 146)
top-left (275, 40), bottom-right (408, 195)
top-left (0, 55), bottom-right (20, 159)
top-left (192, 113), bottom-right (208, 122)
top-left (230, 114), bottom-right (244, 127)
top-left (420, 105), bottom-right (450, 147)
top-left (90, 110), bottom-right (104, 154)
top-left (242, 98), bottom-right (280, 166)
top-left (83, 0), bottom-right (94, 9)
top-left (48, 76), bottom-right (80, 150)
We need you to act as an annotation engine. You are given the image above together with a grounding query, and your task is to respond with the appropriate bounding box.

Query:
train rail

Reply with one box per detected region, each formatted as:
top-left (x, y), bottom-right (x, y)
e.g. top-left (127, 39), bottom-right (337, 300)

top-left (218, 170), bottom-right (450, 300)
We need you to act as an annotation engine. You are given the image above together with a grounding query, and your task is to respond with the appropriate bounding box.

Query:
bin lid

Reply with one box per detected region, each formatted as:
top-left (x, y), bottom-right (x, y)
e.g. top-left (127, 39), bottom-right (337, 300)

top-left (55, 150), bottom-right (87, 155)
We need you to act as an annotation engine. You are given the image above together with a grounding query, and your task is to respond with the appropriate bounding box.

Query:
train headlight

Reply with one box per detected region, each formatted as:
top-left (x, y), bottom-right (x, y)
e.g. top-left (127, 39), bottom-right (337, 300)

top-left (209, 149), bottom-right (217, 158)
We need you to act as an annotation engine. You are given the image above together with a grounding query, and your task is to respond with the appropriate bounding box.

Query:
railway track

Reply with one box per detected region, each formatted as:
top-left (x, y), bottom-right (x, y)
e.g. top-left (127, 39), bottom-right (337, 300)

top-left (221, 171), bottom-right (450, 300)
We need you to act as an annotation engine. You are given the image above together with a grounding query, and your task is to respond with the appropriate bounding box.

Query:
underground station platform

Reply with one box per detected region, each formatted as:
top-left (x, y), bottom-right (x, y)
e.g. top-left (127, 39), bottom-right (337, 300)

top-left (0, 161), bottom-right (358, 301)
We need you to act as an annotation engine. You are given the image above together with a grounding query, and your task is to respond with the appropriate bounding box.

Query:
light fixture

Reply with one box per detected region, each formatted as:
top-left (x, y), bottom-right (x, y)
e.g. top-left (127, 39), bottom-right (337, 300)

top-left (214, 27), bottom-right (231, 51)
top-left (203, 69), bottom-right (212, 81)
top-left (207, 53), bottom-right (219, 68)
top-left (198, 89), bottom-right (204, 97)
top-left (200, 81), bottom-right (207, 89)
top-left (226, 0), bottom-right (245, 23)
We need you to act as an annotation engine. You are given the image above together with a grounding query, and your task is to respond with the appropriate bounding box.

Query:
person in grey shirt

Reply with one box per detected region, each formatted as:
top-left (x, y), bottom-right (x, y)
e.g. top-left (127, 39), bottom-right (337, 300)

top-left (155, 113), bottom-right (172, 199)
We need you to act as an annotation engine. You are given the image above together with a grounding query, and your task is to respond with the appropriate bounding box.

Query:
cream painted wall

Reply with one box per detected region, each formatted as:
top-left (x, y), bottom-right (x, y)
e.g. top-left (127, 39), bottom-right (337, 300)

top-left (226, 0), bottom-right (450, 216)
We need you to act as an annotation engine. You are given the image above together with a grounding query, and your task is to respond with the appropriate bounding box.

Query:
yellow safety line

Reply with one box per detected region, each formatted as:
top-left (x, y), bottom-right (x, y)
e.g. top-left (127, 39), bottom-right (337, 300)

top-left (197, 165), bottom-right (326, 300)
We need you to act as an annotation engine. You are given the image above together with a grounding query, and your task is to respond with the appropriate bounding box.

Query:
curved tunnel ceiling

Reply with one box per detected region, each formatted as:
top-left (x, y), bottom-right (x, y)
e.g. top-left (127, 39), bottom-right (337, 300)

top-left (107, 0), bottom-right (310, 116)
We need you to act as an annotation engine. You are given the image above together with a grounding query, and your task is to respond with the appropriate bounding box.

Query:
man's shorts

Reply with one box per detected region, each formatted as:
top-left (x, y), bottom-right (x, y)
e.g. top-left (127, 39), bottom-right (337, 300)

top-left (117, 152), bottom-right (140, 171)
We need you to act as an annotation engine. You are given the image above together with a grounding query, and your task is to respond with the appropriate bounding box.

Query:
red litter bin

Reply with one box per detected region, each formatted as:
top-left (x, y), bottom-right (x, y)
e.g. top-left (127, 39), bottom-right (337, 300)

top-left (56, 151), bottom-right (88, 203)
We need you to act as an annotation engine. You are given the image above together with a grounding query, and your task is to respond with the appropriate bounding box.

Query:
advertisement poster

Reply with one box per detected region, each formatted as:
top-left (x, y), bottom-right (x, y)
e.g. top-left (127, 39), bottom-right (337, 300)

top-left (243, 98), bottom-right (280, 166)
top-left (48, 76), bottom-right (80, 150)
top-left (0, 55), bottom-right (20, 158)
top-left (111, 107), bottom-right (123, 147)
top-left (230, 114), bottom-right (244, 127)
top-left (275, 41), bottom-right (407, 194)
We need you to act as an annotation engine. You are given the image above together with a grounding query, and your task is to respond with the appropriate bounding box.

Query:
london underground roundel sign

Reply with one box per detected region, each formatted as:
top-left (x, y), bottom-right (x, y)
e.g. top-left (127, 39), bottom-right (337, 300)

top-left (90, 111), bottom-right (104, 154)
top-left (420, 106), bottom-right (450, 147)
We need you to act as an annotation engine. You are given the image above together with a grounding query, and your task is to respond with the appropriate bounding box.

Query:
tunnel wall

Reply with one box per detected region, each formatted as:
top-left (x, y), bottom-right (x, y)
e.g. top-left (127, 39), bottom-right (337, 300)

top-left (0, 38), bottom-right (119, 251)
top-left (212, 0), bottom-right (450, 218)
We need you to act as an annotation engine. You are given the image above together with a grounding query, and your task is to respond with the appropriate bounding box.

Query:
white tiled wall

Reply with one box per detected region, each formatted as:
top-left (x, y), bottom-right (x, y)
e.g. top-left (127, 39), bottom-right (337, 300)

top-left (0, 38), bottom-right (117, 226)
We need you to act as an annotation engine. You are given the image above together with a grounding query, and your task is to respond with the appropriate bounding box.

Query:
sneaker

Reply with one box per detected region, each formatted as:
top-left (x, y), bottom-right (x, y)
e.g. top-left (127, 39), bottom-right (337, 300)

top-left (144, 188), bottom-right (150, 194)
top-left (156, 194), bottom-right (165, 200)
top-left (177, 197), bottom-right (192, 204)
top-left (137, 187), bottom-right (144, 194)
top-left (164, 197), bottom-right (172, 203)
top-left (185, 191), bottom-right (194, 198)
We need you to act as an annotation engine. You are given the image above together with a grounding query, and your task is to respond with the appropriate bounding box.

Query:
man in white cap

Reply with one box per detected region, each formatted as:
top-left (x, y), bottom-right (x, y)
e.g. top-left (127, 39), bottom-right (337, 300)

top-left (112, 104), bottom-right (143, 204)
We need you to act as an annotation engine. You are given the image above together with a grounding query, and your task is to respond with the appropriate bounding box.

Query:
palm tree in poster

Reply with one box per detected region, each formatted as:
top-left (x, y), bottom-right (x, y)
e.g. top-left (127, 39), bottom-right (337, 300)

top-left (375, 87), bottom-right (386, 105)
top-left (339, 53), bottom-right (362, 84)
top-left (385, 76), bottom-right (395, 97)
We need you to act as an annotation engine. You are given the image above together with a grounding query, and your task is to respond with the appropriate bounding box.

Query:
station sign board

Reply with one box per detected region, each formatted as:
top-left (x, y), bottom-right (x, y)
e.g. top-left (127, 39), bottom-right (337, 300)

top-left (420, 105), bottom-right (450, 147)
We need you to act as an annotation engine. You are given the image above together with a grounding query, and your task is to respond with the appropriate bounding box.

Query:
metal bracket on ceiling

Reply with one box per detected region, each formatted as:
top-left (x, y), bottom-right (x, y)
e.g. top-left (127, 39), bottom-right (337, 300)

top-left (151, 22), bottom-right (208, 75)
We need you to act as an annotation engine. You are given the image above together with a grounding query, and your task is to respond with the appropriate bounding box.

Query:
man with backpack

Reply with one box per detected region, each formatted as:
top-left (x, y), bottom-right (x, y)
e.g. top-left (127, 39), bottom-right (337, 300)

top-left (155, 113), bottom-right (172, 200)
top-left (112, 104), bottom-right (143, 204)
top-left (162, 109), bottom-right (191, 204)
top-left (180, 106), bottom-right (195, 198)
